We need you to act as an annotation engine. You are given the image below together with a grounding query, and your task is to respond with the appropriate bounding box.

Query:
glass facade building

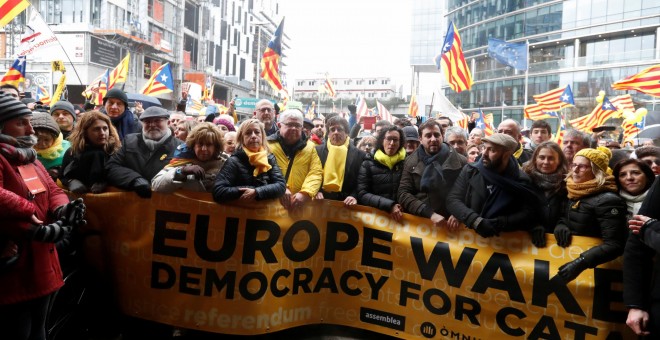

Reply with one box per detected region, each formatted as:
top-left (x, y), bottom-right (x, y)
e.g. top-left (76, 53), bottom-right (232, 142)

top-left (412, 0), bottom-right (660, 125)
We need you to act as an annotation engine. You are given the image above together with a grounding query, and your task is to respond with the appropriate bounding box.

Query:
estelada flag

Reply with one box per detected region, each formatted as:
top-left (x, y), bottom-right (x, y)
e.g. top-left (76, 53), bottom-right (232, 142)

top-left (260, 18), bottom-right (285, 92)
top-left (435, 22), bottom-right (472, 93)
top-left (0, 56), bottom-right (26, 87)
top-left (0, 0), bottom-right (29, 27)
top-left (141, 63), bottom-right (174, 96)
top-left (408, 95), bottom-right (418, 118)
top-left (612, 64), bottom-right (660, 97)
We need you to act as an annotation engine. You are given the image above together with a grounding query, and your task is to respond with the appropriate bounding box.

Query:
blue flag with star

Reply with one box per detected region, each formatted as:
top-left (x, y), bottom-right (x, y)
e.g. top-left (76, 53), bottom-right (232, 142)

top-left (488, 38), bottom-right (528, 71)
top-left (561, 85), bottom-right (574, 106)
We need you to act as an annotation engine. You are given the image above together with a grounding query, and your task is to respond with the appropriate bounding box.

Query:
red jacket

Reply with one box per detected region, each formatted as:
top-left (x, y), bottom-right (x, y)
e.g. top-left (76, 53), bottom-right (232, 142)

top-left (0, 154), bottom-right (69, 305)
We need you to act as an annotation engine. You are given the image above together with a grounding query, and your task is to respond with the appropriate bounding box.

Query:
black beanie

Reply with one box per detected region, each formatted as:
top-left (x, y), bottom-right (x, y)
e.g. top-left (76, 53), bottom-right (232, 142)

top-left (50, 100), bottom-right (76, 122)
top-left (0, 92), bottom-right (33, 125)
top-left (103, 88), bottom-right (129, 106)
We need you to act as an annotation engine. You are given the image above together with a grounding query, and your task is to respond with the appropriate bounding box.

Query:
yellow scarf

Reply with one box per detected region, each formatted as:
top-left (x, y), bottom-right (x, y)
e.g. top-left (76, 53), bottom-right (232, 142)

top-left (322, 138), bottom-right (349, 192)
top-left (566, 175), bottom-right (617, 208)
top-left (36, 133), bottom-right (64, 160)
top-left (243, 146), bottom-right (271, 176)
top-left (374, 148), bottom-right (406, 170)
top-left (513, 143), bottom-right (523, 159)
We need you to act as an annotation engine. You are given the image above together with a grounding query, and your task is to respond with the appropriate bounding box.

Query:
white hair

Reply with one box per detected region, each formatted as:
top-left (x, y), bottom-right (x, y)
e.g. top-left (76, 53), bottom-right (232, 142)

top-left (278, 109), bottom-right (303, 122)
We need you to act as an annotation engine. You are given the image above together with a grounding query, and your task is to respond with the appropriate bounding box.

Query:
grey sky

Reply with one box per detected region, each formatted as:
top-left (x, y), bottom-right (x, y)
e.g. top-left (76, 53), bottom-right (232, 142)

top-left (279, 0), bottom-right (412, 94)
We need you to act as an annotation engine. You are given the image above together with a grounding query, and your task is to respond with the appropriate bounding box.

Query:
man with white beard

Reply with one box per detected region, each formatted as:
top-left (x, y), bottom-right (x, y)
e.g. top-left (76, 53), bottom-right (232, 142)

top-left (106, 107), bottom-right (182, 198)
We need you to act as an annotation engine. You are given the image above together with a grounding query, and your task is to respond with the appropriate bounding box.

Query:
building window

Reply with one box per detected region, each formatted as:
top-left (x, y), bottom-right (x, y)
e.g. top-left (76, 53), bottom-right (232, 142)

top-left (308, 81), bottom-right (315, 86)
top-left (381, 80), bottom-right (388, 85)
top-left (357, 80), bottom-right (363, 85)
top-left (184, 1), bottom-right (199, 33)
top-left (297, 81), bottom-right (304, 86)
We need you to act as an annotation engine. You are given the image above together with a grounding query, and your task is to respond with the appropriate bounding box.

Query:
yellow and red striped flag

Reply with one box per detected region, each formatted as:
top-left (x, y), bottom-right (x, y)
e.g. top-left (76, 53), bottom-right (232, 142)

top-left (0, 56), bottom-right (26, 87)
top-left (435, 22), bottom-right (472, 93)
top-left (141, 63), bottom-right (174, 96)
top-left (324, 77), bottom-right (336, 98)
top-left (108, 53), bottom-right (130, 89)
top-left (260, 18), bottom-right (284, 93)
top-left (0, 0), bottom-right (29, 27)
top-left (612, 64), bottom-right (660, 97)
top-left (35, 85), bottom-right (51, 105)
top-left (408, 95), bottom-right (419, 118)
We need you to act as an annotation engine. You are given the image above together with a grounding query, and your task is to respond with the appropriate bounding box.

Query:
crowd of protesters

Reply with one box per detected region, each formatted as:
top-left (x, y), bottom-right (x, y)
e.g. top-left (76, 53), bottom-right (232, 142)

top-left (2, 85), bottom-right (660, 338)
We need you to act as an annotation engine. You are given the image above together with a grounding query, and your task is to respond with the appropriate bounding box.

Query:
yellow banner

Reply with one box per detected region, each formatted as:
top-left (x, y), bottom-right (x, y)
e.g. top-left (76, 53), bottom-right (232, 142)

top-left (79, 190), bottom-right (633, 339)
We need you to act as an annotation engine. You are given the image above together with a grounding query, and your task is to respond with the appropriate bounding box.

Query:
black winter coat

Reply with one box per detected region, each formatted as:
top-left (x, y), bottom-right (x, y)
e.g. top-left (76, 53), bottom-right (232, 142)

top-left (539, 188), bottom-right (568, 233)
top-left (557, 190), bottom-right (627, 268)
top-left (398, 145), bottom-right (467, 218)
top-left (624, 176), bottom-right (660, 323)
top-left (446, 163), bottom-right (538, 230)
top-left (212, 148), bottom-right (286, 202)
top-left (61, 146), bottom-right (109, 187)
top-left (105, 132), bottom-right (182, 189)
top-left (357, 156), bottom-right (405, 212)
top-left (316, 142), bottom-right (367, 201)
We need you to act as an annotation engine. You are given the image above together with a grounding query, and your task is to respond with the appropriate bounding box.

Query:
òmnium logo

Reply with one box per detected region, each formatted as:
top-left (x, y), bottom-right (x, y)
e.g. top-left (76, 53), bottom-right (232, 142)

top-left (420, 322), bottom-right (436, 338)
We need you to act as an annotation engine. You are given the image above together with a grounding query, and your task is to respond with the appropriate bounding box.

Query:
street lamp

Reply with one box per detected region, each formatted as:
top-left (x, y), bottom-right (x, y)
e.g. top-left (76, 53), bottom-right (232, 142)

top-left (252, 22), bottom-right (269, 99)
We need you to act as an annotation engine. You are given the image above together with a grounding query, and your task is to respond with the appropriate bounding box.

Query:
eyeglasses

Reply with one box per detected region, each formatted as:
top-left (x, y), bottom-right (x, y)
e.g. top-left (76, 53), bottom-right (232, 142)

top-left (258, 107), bottom-right (273, 113)
top-left (570, 163), bottom-right (591, 172)
top-left (385, 137), bottom-right (400, 143)
top-left (329, 126), bottom-right (345, 133)
top-left (282, 122), bottom-right (302, 129)
top-left (363, 143), bottom-right (373, 147)
top-left (643, 159), bottom-right (660, 166)
top-left (142, 118), bottom-right (167, 125)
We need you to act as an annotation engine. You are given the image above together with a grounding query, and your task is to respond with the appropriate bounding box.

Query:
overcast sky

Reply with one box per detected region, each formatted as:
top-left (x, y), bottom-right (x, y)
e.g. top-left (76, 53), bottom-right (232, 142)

top-left (278, 0), bottom-right (412, 94)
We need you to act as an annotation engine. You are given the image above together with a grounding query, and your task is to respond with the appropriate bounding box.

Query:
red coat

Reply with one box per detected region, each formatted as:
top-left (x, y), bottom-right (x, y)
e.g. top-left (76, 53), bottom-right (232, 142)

top-left (0, 154), bottom-right (69, 305)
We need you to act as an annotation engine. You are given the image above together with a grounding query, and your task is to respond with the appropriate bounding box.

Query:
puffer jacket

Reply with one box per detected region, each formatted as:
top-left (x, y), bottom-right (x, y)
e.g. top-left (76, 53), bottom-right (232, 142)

top-left (540, 188), bottom-right (568, 232)
top-left (357, 156), bottom-right (405, 212)
top-left (557, 191), bottom-right (627, 267)
top-left (212, 148), bottom-right (286, 202)
top-left (398, 144), bottom-right (467, 218)
top-left (267, 134), bottom-right (323, 197)
top-left (151, 155), bottom-right (227, 193)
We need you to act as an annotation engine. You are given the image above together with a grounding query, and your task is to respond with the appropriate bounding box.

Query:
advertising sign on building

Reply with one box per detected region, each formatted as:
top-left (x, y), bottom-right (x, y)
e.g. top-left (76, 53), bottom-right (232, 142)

top-left (89, 36), bottom-right (123, 68)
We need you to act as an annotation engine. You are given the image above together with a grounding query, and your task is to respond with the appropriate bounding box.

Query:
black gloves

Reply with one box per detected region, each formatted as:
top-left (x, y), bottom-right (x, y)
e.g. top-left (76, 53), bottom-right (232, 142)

top-left (67, 179), bottom-right (88, 194)
top-left (182, 165), bottom-right (205, 180)
top-left (57, 198), bottom-right (87, 227)
top-left (557, 256), bottom-right (589, 283)
top-left (30, 221), bottom-right (72, 243)
top-left (90, 182), bottom-right (107, 194)
top-left (554, 225), bottom-right (572, 247)
top-left (530, 226), bottom-right (546, 248)
top-left (475, 219), bottom-right (499, 238)
top-left (133, 177), bottom-right (152, 198)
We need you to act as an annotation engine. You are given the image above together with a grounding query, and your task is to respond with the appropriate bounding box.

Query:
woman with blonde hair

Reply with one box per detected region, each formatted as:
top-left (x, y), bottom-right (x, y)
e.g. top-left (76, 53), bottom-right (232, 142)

top-left (553, 147), bottom-right (627, 283)
top-left (213, 118), bottom-right (285, 202)
top-left (61, 111), bottom-right (121, 193)
top-left (152, 122), bottom-right (227, 193)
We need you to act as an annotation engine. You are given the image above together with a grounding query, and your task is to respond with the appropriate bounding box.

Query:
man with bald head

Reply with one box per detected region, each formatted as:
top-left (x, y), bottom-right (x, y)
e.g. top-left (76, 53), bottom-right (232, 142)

top-left (497, 118), bottom-right (532, 165)
top-left (253, 99), bottom-right (277, 136)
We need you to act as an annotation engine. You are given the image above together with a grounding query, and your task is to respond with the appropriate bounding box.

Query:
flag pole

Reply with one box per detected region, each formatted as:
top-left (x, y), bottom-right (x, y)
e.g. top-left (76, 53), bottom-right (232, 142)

top-left (30, 7), bottom-right (83, 86)
top-left (523, 39), bottom-right (529, 128)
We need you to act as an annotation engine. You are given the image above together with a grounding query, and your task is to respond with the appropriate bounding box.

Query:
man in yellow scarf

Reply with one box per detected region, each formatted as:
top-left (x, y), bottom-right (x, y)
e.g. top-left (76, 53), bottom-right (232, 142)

top-left (316, 116), bottom-right (367, 206)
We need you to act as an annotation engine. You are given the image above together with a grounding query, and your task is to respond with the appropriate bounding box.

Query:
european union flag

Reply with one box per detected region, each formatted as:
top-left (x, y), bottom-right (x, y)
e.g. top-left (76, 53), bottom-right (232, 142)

top-left (488, 38), bottom-right (528, 71)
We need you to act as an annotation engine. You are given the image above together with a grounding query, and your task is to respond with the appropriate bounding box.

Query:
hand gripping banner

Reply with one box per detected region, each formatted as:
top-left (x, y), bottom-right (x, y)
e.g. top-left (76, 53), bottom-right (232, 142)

top-left (78, 190), bottom-right (634, 339)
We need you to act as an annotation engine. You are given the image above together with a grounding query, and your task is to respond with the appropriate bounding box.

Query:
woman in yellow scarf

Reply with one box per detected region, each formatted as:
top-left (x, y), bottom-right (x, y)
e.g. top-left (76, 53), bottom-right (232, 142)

top-left (357, 126), bottom-right (407, 221)
top-left (213, 118), bottom-right (285, 203)
top-left (553, 147), bottom-right (627, 283)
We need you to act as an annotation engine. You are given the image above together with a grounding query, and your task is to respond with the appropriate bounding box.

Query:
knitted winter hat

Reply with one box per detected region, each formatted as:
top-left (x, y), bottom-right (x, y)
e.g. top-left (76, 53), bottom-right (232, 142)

top-left (31, 112), bottom-right (61, 138)
top-left (575, 146), bottom-right (612, 174)
top-left (103, 88), bottom-right (129, 106)
top-left (0, 92), bottom-right (32, 125)
top-left (50, 100), bottom-right (76, 122)
top-left (213, 118), bottom-right (236, 132)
